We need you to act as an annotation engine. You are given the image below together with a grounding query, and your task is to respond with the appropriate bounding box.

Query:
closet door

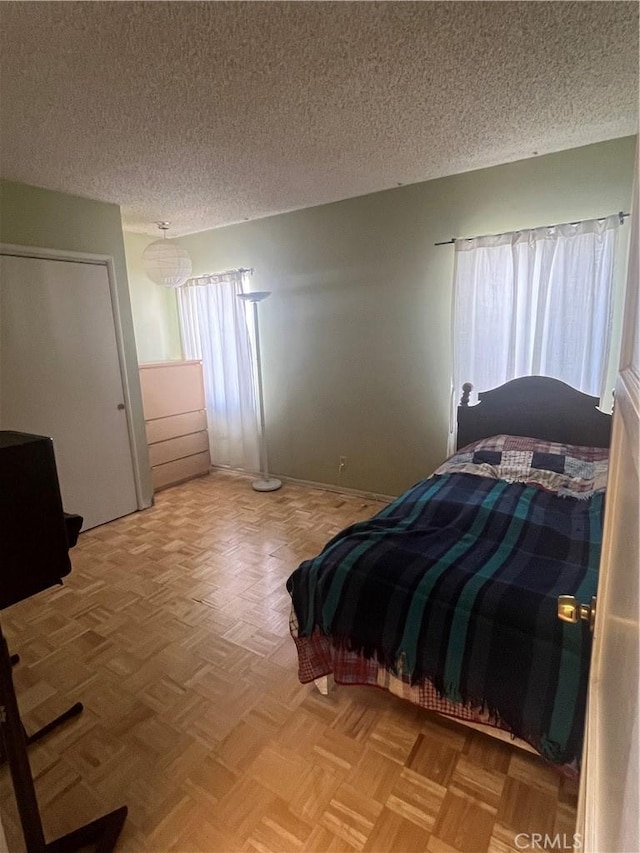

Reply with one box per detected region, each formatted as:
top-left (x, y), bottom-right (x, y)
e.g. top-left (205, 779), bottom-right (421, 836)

top-left (0, 254), bottom-right (138, 529)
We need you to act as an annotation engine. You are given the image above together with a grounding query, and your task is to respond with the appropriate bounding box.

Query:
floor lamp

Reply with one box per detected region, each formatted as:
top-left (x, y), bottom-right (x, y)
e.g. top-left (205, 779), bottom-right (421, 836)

top-left (237, 291), bottom-right (282, 492)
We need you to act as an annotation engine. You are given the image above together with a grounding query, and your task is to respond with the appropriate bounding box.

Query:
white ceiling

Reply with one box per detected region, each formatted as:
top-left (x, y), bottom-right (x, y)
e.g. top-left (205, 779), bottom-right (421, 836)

top-left (1, 1), bottom-right (637, 237)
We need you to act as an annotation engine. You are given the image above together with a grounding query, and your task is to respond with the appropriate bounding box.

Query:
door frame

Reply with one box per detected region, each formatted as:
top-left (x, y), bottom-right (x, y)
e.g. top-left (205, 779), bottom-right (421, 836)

top-left (0, 242), bottom-right (146, 510)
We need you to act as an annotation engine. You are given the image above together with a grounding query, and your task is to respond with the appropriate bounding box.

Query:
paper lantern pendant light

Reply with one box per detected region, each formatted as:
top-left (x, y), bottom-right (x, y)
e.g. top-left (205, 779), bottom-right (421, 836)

top-left (143, 221), bottom-right (192, 288)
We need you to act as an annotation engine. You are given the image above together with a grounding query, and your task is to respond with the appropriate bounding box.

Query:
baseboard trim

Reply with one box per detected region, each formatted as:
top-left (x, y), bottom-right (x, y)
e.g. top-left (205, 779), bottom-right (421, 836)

top-left (279, 474), bottom-right (397, 504)
top-left (209, 465), bottom-right (396, 504)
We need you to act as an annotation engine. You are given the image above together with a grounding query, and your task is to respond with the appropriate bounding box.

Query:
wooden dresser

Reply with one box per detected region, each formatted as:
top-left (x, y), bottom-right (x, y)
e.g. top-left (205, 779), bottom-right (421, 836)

top-left (139, 360), bottom-right (211, 491)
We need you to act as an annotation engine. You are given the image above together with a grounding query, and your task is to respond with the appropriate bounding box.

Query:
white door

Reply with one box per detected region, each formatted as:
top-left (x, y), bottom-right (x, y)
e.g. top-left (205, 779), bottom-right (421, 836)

top-left (0, 254), bottom-right (138, 530)
top-left (577, 153), bottom-right (639, 850)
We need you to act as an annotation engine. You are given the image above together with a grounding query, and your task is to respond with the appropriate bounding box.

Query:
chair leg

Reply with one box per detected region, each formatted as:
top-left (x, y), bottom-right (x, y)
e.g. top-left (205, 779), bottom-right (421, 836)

top-left (0, 646), bottom-right (84, 769)
top-left (44, 806), bottom-right (128, 853)
top-left (0, 629), bottom-right (47, 852)
top-left (26, 702), bottom-right (84, 746)
top-left (0, 625), bottom-right (128, 853)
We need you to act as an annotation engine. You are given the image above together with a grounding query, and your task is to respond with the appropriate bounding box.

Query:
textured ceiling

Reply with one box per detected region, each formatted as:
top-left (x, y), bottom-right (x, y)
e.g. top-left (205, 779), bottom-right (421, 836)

top-left (0, 1), bottom-right (638, 236)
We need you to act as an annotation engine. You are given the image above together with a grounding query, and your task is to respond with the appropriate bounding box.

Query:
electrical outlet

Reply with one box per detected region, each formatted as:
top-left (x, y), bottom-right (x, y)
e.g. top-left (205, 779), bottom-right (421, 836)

top-left (339, 456), bottom-right (347, 470)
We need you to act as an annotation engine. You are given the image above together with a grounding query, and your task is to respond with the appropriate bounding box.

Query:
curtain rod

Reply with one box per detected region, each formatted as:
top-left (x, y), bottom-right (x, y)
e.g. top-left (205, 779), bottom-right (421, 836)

top-left (187, 266), bottom-right (254, 281)
top-left (434, 211), bottom-right (630, 246)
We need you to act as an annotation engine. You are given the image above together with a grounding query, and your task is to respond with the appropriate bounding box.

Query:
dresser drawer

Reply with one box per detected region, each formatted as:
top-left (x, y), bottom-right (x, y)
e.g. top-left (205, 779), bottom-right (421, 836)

top-left (140, 361), bottom-right (205, 420)
top-left (145, 410), bottom-right (207, 445)
top-left (148, 431), bottom-right (209, 467)
top-left (151, 451), bottom-right (211, 491)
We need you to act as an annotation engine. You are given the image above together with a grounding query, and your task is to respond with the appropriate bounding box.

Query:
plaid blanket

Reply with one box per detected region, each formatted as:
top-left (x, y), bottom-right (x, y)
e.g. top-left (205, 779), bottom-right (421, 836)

top-left (287, 457), bottom-right (606, 765)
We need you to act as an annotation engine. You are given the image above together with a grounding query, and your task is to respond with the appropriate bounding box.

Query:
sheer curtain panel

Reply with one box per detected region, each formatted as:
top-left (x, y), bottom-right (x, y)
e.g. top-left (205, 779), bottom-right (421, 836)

top-left (178, 270), bottom-right (260, 472)
top-left (452, 215), bottom-right (619, 419)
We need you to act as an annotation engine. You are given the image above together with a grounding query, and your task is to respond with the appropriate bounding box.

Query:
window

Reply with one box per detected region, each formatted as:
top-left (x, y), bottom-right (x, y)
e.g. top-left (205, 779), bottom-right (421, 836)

top-left (451, 214), bottom-right (620, 421)
top-left (178, 269), bottom-right (260, 471)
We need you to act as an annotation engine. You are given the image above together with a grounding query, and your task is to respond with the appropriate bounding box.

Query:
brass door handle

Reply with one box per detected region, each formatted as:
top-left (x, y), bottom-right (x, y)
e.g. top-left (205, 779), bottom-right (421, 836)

top-left (557, 595), bottom-right (597, 632)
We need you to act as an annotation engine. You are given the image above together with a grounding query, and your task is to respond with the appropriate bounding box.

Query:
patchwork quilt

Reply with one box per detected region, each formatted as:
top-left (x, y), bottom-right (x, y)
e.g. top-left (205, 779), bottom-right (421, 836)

top-left (436, 434), bottom-right (609, 499)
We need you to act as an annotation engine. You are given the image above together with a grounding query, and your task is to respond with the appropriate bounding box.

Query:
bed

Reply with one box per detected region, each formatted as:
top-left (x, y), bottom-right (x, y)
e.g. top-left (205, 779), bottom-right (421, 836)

top-left (286, 376), bottom-right (611, 775)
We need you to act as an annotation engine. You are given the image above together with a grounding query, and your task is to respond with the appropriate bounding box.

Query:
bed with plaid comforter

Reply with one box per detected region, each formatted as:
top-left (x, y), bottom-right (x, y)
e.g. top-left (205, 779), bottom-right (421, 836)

top-left (287, 436), bottom-right (608, 767)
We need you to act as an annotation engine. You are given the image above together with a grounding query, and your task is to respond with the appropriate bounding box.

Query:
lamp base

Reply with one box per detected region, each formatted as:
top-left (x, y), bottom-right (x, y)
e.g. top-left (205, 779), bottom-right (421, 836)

top-left (251, 477), bottom-right (282, 492)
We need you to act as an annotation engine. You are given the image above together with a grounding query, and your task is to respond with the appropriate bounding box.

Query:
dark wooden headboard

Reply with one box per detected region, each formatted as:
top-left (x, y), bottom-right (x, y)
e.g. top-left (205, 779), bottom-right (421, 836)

top-left (456, 376), bottom-right (612, 450)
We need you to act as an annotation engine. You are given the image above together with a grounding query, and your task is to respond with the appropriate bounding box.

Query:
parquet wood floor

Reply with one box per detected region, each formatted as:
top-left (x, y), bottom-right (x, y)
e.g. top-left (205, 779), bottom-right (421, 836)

top-left (0, 470), bottom-right (578, 852)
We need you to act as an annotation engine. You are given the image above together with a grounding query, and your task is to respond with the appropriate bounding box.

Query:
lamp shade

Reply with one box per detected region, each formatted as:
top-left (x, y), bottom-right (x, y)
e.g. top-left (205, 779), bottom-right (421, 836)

top-left (143, 237), bottom-right (192, 289)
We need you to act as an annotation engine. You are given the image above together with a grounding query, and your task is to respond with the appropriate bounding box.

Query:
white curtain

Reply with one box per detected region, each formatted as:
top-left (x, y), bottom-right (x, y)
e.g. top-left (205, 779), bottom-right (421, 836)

top-left (178, 270), bottom-right (260, 472)
top-left (452, 215), bottom-right (619, 423)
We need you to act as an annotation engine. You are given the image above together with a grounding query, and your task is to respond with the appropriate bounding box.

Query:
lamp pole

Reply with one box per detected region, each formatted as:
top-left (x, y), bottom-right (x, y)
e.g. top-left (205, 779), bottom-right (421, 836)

top-left (237, 291), bottom-right (282, 492)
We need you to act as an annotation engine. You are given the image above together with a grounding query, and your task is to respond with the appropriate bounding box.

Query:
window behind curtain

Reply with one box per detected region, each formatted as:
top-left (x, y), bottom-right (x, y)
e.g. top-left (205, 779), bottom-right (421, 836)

top-left (451, 215), bottom-right (619, 440)
top-left (178, 270), bottom-right (260, 472)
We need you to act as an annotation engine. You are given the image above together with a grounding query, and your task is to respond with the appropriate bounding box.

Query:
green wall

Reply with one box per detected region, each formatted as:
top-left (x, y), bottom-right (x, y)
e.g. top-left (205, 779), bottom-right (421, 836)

top-left (5, 139), bottom-right (632, 504)
top-left (132, 137), bottom-right (635, 497)
top-left (123, 231), bottom-right (182, 364)
top-left (168, 137), bottom-right (635, 496)
top-left (0, 180), bottom-right (153, 505)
